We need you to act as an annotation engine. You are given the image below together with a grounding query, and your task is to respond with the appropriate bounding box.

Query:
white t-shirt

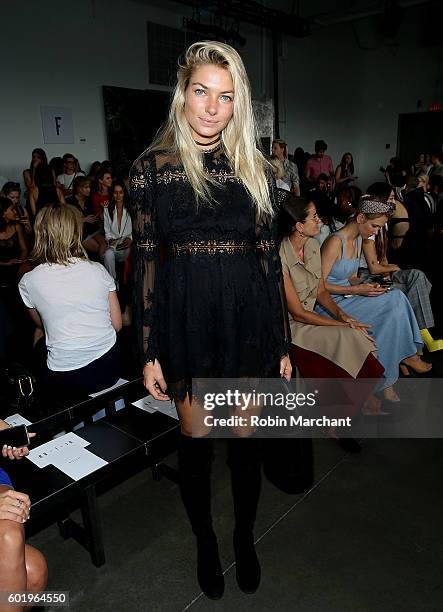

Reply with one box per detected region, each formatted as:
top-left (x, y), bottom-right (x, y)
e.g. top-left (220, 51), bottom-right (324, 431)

top-left (56, 172), bottom-right (85, 190)
top-left (19, 258), bottom-right (116, 371)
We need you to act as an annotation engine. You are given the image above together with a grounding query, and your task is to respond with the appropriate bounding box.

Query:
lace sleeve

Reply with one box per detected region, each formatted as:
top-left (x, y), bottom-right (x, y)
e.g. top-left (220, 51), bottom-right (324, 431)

top-left (255, 169), bottom-right (291, 359)
top-left (129, 154), bottom-right (160, 365)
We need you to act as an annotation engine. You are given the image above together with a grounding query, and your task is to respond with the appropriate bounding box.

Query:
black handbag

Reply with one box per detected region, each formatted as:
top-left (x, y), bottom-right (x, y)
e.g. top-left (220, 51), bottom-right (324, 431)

top-left (262, 378), bottom-right (314, 494)
top-left (263, 436), bottom-right (314, 494)
top-left (1, 363), bottom-right (35, 409)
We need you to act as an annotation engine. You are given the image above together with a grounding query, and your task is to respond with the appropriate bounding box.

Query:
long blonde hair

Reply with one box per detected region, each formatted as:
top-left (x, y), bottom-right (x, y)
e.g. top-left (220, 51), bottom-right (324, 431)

top-left (31, 203), bottom-right (87, 265)
top-left (147, 40), bottom-right (273, 216)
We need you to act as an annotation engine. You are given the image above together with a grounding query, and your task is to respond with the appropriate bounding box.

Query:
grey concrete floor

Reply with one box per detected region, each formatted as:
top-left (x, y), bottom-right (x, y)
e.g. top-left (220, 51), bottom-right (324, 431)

top-left (28, 434), bottom-right (443, 612)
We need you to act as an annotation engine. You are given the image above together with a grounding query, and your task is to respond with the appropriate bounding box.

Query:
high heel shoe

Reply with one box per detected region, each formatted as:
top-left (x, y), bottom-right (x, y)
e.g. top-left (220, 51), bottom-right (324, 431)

top-left (400, 356), bottom-right (432, 376)
top-left (420, 329), bottom-right (443, 353)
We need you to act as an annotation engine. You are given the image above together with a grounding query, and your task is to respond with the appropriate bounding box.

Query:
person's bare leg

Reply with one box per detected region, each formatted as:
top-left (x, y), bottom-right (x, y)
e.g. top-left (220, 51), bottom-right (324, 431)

top-left (176, 396), bottom-right (212, 438)
top-left (23, 545), bottom-right (48, 611)
top-left (0, 521), bottom-right (26, 612)
top-left (95, 234), bottom-right (108, 258)
top-left (82, 237), bottom-right (99, 254)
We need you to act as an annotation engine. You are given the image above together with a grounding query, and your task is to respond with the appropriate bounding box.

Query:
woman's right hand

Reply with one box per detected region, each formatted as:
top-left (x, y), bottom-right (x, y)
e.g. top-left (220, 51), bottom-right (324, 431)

top-left (354, 283), bottom-right (387, 297)
top-left (0, 488), bottom-right (31, 523)
top-left (143, 360), bottom-right (170, 401)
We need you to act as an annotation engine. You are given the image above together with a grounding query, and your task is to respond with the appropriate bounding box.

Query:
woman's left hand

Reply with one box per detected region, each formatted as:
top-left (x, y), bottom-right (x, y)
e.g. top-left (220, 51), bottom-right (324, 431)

top-left (339, 314), bottom-right (375, 343)
top-left (280, 355), bottom-right (292, 382)
top-left (339, 313), bottom-right (370, 328)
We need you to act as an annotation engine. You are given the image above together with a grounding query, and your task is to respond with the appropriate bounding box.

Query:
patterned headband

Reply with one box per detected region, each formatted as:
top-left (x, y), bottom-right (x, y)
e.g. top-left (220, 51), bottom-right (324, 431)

top-left (357, 197), bottom-right (394, 215)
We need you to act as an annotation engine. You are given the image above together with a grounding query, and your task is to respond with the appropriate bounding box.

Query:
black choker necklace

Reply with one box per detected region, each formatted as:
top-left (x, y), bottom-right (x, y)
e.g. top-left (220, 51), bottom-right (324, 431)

top-left (194, 137), bottom-right (221, 147)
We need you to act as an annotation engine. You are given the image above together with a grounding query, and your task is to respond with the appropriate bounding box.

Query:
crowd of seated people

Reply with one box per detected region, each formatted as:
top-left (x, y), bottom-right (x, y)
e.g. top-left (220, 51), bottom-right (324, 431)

top-left (0, 149), bottom-right (129, 373)
top-left (278, 194), bottom-right (385, 442)
top-left (274, 139), bottom-right (443, 413)
top-left (1, 142), bottom-right (442, 380)
top-left (1, 150), bottom-right (126, 600)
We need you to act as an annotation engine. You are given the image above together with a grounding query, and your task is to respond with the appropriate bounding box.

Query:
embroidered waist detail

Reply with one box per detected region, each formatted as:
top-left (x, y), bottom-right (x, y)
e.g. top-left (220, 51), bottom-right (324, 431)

top-left (168, 240), bottom-right (253, 256)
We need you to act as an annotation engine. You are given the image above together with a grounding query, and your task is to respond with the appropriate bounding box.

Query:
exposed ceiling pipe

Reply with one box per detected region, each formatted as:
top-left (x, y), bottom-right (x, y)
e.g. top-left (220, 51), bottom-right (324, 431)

top-left (310, 0), bottom-right (434, 27)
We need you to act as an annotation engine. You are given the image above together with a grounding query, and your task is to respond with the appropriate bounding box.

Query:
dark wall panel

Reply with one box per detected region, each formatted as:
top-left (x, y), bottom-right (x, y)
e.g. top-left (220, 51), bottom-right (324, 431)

top-left (103, 86), bottom-right (170, 177)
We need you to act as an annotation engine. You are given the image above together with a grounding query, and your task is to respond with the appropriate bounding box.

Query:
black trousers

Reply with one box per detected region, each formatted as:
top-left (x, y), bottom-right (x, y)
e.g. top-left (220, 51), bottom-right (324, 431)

top-left (43, 341), bottom-right (121, 402)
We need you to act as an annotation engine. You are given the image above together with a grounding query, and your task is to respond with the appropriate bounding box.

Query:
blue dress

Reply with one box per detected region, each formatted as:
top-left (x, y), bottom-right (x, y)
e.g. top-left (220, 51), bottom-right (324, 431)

top-left (0, 467), bottom-right (12, 487)
top-left (316, 232), bottom-right (422, 389)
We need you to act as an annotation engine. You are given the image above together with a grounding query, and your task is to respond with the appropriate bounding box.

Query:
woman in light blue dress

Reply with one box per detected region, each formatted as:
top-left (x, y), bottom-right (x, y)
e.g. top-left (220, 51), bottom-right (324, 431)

top-left (318, 195), bottom-right (431, 402)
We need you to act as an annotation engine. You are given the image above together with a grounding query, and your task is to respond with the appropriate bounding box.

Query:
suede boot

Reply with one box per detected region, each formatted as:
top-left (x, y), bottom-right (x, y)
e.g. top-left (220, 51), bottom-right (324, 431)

top-left (178, 434), bottom-right (224, 599)
top-left (228, 437), bottom-right (262, 594)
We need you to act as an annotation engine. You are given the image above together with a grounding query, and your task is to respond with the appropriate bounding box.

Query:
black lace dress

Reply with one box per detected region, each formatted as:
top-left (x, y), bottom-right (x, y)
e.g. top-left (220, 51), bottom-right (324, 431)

top-left (129, 146), bottom-right (290, 400)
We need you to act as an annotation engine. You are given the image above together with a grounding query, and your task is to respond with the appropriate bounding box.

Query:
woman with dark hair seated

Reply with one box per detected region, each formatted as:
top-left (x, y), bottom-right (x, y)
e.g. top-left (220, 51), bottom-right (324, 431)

top-left (335, 152), bottom-right (357, 187)
top-left (22, 148), bottom-right (48, 193)
top-left (18, 203), bottom-right (122, 400)
top-left (315, 185), bottom-right (362, 246)
top-left (91, 168), bottom-right (113, 216)
top-left (1, 183), bottom-right (32, 238)
top-left (28, 164), bottom-right (64, 217)
top-left (0, 198), bottom-right (28, 287)
top-left (279, 195), bottom-right (385, 423)
top-left (49, 157), bottom-right (64, 182)
top-left (103, 180), bottom-right (132, 286)
top-left (0, 421), bottom-right (48, 611)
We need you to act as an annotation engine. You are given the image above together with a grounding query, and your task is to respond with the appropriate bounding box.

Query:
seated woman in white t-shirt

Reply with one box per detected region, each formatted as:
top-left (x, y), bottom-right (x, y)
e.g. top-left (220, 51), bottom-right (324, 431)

top-left (18, 203), bottom-right (122, 400)
top-left (103, 181), bottom-right (132, 287)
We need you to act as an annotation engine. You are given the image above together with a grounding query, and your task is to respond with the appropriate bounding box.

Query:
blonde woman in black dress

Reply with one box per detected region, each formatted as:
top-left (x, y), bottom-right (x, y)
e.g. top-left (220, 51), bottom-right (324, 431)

top-left (130, 41), bottom-right (291, 599)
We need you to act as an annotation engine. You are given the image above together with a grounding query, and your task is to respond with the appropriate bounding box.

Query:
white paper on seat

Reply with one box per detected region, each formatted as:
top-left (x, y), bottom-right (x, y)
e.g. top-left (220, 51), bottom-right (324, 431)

top-left (132, 397), bottom-right (156, 413)
top-left (27, 432), bottom-right (90, 468)
top-left (4, 413), bottom-right (33, 427)
top-left (51, 446), bottom-right (108, 481)
top-left (88, 378), bottom-right (128, 398)
top-left (132, 395), bottom-right (178, 420)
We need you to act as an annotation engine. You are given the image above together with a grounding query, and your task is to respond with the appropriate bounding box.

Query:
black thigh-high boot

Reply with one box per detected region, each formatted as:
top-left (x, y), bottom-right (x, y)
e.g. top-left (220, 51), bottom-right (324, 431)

top-left (227, 437), bottom-right (262, 594)
top-left (178, 434), bottom-right (224, 599)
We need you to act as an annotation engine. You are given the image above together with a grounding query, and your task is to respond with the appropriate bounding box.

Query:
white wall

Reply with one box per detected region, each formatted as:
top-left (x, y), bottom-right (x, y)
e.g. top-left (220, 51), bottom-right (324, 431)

top-left (279, 4), bottom-right (442, 190)
top-left (0, 0), bottom-right (180, 184)
top-left (0, 0), bottom-right (269, 187)
top-left (277, 22), bottom-right (366, 181)
top-left (358, 7), bottom-right (443, 188)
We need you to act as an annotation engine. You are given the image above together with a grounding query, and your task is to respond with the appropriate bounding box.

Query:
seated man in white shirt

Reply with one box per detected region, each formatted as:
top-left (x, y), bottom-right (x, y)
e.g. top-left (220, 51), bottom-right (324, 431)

top-left (56, 153), bottom-right (85, 196)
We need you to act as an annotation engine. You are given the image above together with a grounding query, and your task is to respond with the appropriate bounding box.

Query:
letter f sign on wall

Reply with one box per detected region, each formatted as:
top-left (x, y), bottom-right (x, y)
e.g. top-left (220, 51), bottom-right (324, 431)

top-left (40, 106), bottom-right (74, 143)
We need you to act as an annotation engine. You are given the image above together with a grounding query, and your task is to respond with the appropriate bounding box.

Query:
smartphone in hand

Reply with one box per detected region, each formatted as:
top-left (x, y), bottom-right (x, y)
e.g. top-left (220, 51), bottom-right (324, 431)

top-left (0, 425), bottom-right (30, 448)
